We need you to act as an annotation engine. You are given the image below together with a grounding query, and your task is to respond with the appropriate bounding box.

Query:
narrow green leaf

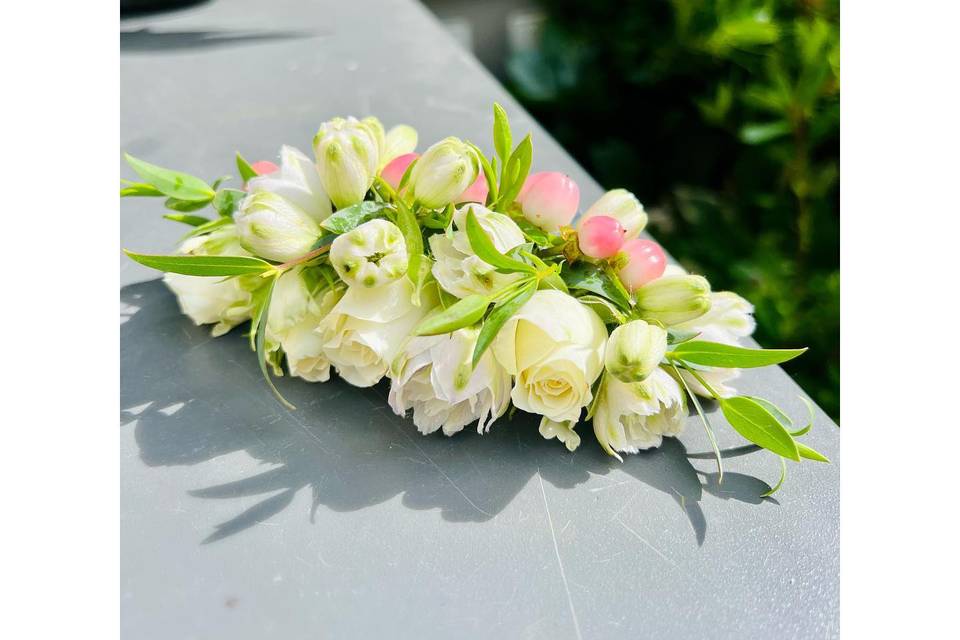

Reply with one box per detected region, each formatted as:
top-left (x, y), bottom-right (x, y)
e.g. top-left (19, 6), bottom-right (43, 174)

top-left (797, 442), bottom-right (830, 463)
top-left (395, 200), bottom-right (424, 300)
top-left (473, 280), bottom-right (536, 367)
top-left (791, 396), bottom-right (817, 436)
top-left (467, 142), bottom-right (499, 206)
top-left (576, 294), bottom-right (627, 325)
top-left (164, 197), bottom-right (210, 213)
top-left (415, 294), bottom-right (490, 336)
top-left (180, 216), bottom-right (233, 241)
top-left (564, 262), bottom-right (632, 311)
top-left (213, 188), bottom-right (246, 217)
top-left (720, 396), bottom-right (801, 461)
top-left (123, 153), bottom-right (215, 202)
top-left (492, 102), bottom-right (513, 165)
top-left (163, 213), bottom-right (211, 227)
top-left (512, 215), bottom-right (553, 247)
top-left (761, 459), bottom-right (787, 497)
top-left (464, 207), bottom-right (536, 274)
top-left (123, 251), bottom-right (273, 276)
top-left (671, 360), bottom-right (723, 481)
top-left (320, 201), bottom-right (394, 234)
top-left (746, 396), bottom-right (794, 429)
top-left (667, 328), bottom-right (702, 345)
top-left (120, 180), bottom-right (164, 197)
top-left (397, 157), bottom-right (418, 191)
top-left (236, 152), bottom-right (258, 183)
top-left (495, 134), bottom-right (533, 211)
top-left (671, 340), bottom-right (807, 368)
top-left (253, 276), bottom-right (296, 410)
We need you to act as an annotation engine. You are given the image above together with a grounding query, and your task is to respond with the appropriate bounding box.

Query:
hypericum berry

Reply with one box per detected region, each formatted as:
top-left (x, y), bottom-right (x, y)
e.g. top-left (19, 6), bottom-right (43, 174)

top-left (458, 172), bottom-right (489, 204)
top-left (517, 171), bottom-right (580, 232)
top-left (250, 160), bottom-right (279, 176)
top-left (618, 238), bottom-right (666, 291)
top-left (380, 152), bottom-right (419, 190)
top-left (578, 215), bottom-right (626, 259)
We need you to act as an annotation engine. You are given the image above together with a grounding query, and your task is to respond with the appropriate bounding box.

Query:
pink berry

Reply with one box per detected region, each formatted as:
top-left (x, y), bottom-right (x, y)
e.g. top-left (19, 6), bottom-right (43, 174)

top-left (380, 152), bottom-right (419, 190)
top-left (458, 172), bottom-right (489, 203)
top-left (578, 215), bottom-right (626, 259)
top-left (250, 160), bottom-right (279, 176)
top-left (618, 239), bottom-right (667, 291)
top-left (517, 171), bottom-right (580, 232)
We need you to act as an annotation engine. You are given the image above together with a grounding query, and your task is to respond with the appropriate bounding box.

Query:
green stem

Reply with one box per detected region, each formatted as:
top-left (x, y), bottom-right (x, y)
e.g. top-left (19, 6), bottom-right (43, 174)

top-left (670, 360), bottom-right (723, 483)
top-left (680, 363), bottom-right (723, 401)
top-left (273, 244), bottom-right (330, 273)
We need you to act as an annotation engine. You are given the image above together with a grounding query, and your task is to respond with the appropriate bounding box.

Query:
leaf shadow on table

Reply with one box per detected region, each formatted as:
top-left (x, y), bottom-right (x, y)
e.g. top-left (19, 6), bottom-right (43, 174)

top-left (120, 280), bottom-right (774, 547)
top-left (120, 28), bottom-right (320, 54)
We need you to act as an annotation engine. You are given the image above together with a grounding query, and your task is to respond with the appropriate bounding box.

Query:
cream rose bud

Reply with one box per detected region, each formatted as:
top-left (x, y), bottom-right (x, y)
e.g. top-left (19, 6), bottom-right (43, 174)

top-left (429, 204), bottom-right (526, 298)
top-left (388, 327), bottom-right (512, 436)
top-left (635, 274), bottom-right (712, 326)
top-left (329, 219), bottom-right (408, 288)
top-left (382, 124), bottom-right (418, 167)
top-left (604, 320), bottom-right (667, 383)
top-left (593, 368), bottom-right (687, 460)
top-left (492, 290), bottom-right (607, 423)
top-left (266, 268), bottom-right (342, 382)
top-left (317, 278), bottom-right (434, 387)
top-left (578, 189), bottom-right (648, 239)
top-left (235, 191), bottom-right (321, 262)
top-left (408, 137), bottom-right (479, 209)
top-left (313, 116), bottom-right (380, 209)
top-left (247, 145), bottom-right (332, 223)
top-left (163, 225), bottom-right (260, 337)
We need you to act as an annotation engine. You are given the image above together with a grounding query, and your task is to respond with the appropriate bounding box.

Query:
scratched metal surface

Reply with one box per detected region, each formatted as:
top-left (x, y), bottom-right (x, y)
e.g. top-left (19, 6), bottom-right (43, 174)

top-left (119, 1), bottom-right (840, 638)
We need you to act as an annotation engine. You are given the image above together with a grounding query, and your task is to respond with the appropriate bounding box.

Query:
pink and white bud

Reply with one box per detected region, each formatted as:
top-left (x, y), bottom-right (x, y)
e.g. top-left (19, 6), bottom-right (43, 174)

top-left (380, 152), bottom-right (419, 190)
top-left (458, 172), bottom-right (489, 204)
top-left (618, 239), bottom-right (667, 292)
top-left (578, 215), bottom-right (626, 259)
top-left (517, 171), bottom-right (580, 232)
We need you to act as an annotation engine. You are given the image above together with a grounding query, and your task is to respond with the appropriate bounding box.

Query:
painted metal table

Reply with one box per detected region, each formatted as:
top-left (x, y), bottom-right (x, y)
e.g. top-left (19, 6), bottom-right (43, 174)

top-left (120, 1), bottom-right (840, 637)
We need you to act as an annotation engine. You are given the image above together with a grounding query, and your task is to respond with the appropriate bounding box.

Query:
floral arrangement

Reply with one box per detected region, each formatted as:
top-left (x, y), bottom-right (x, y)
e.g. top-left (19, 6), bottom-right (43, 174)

top-left (122, 104), bottom-right (828, 493)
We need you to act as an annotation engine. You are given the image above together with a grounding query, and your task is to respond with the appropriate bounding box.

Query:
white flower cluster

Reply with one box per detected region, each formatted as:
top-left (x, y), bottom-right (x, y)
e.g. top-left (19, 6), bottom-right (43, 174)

top-left (153, 112), bottom-right (757, 458)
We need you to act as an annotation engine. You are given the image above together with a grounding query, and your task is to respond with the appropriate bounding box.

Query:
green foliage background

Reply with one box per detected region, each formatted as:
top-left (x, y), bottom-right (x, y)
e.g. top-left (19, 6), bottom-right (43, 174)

top-left (506, 0), bottom-right (839, 420)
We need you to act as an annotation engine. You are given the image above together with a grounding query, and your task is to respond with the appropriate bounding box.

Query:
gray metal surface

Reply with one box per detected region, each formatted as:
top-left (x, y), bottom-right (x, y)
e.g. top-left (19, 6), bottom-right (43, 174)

top-left (120, 1), bottom-right (840, 638)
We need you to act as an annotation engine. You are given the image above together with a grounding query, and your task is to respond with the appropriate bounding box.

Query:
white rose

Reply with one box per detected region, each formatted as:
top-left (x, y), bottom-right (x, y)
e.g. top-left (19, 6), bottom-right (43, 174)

top-left (329, 218), bottom-right (408, 288)
top-left (266, 267), bottom-right (343, 382)
top-left (317, 278), bottom-right (434, 387)
top-left (247, 145), bottom-right (332, 223)
top-left (492, 290), bottom-right (607, 422)
top-left (388, 327), bottom-right (511, 436)
top-left (429, 204), bottom-right (526, 298)
top-left (162, 224), bottom-right (260, 337)
top-left (593, 368), bottom-right (687, 459)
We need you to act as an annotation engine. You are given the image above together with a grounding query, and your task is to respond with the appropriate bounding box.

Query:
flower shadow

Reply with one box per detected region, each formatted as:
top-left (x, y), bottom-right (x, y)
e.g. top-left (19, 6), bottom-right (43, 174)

top-left (121, 279), bottom-right (774, 546)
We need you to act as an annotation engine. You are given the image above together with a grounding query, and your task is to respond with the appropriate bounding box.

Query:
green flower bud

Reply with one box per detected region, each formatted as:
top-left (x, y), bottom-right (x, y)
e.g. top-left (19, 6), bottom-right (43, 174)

top-left (604, 320), bottom-right (668, 383)
top-left (235, 191), bottom-right (320, 262)
top-left (408, 137), bottom-right (479, 209)
top-left (313, 116), bottom-right (381, 209)
top-left (635, 275), bottom-right (712, 326)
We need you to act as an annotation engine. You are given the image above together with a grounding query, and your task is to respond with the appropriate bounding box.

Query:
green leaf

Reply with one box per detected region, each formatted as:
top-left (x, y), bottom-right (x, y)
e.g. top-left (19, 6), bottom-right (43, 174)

top-left (320, 201), bottom-right (394, 234)
top-left (464, 207), bottom-right (536, 274)
top-left (790, 396), bottom-right (816, 436)
top-left (123, 251), bottom-right (274, 276)
top-left (120, 180), bottom-right (164, 197)
top-left (495, 134), bottom-right (533, 211)
top-left (213, 188), bottom-right (246, 217)
top-left (473, 280), bottom-right (536, 367)
top-left (671, 341), bottom-right (807, 368)
top-left (720, 396), bottom-right (800, 461)
top-left (415, 294), bottom-right (490, 336)
top-left (253, 275), bottom-right (295, 410)
top-left (235, 152), bottom-right (258, 183)
top-left (467, 142), bottom-right (499, 206)
top-left (492, 103), bottom-right (513, 165)
top-left (564, 262), bottom-right (632, 311)
top-left (796, 442), bottom-right (830, 463)
top-left (576, 294), bottom-right (627, 325)
top-left (180, 216), bottom-right (233, 241)
top-left (395, 200), bottom-right (424, 300)
top-left (667, 328), bottom-right (701, 345)
top-left (397, 157), bottom-right (418, 191)
top-left (164, 196), bottom-right (210, 213)
top-left (761, 459), bottom-right (787, 497)
top-left (163, 213), bottom-right (211, 227)
top-left (739, 121), bottom-right (791, 145)
top-left (671, 361), bottom-right (723, 481)
top-left (123, 153), bottom-right (215, 202)
top-left (512, 215), bottom-right (553, 247)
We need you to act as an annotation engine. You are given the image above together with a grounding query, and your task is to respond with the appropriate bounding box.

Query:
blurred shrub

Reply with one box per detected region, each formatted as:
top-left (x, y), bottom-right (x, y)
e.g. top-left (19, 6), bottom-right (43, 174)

top-left (507, 0), bottom-right (840, 419)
